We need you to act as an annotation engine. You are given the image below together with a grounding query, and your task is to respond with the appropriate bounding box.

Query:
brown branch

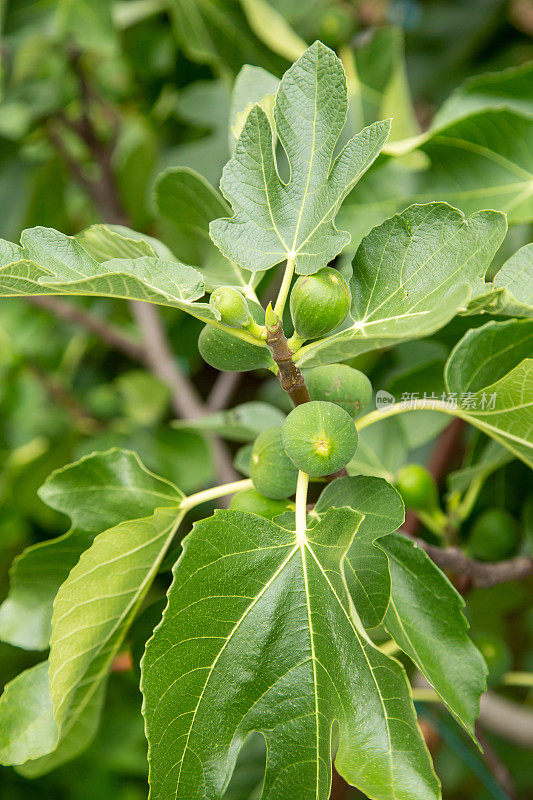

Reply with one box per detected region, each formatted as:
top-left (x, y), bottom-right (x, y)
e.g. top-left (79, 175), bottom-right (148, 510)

top-left (266, 320), bottom-right (310, 406)
top-left (27, 296), bottom-right (145, 362)
top-left (206, 371), bottom-right (241, 412)
top-left (407, 535), bottom-right (533, 587)
top-left (126, 303), bottom-right (239, 487)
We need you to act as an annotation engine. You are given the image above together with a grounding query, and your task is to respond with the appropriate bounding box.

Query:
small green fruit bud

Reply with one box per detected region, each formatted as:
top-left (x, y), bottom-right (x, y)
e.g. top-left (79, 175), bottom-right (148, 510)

top-left (211, 287), bottom-right (252, 329)
top-left (265, 302), bottom-right (279, 331)
top-left (282, 401), bottom-right (358, 477)
top-left (306, 364), bottom-right (372, 418)
top-left (250, 427), bottom-right (299, 499)
top-left (467, 509), bottom-right (521, 561)
top-left (394, 464), bottom-right (439, 513)
top-left (290, 267), bottom-right (350, 340)
top-left (229, 488), bottom-right (292, 520)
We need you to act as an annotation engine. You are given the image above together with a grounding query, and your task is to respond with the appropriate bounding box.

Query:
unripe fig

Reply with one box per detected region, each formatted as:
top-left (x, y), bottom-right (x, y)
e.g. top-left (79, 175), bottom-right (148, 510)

top-left (306, 364), bottom-right (372, 417)
top-left (229, 488), bottom-right (292, 520)
top-left (290, 267), bottom-right (350, 341)
top-left (250, 427), bottom-right (298, 499)
top-left (394, 464), bottom-right (439, 513)
top-left (468, 509), bottom-right (521, 561)
top-left (210, 286), bottom-right (252, 329)
top-left (199, 302), bottom-right (274, 372)
top-left (282, 401), bottom-right (358, 477)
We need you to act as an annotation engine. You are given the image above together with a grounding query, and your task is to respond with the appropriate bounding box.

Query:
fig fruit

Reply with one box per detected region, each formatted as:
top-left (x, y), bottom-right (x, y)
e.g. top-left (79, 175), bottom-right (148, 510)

top-left (199, 302), bottom-right (274, 372)
top-left (210, 286), bottom-right (252, 329)
top-left (394, 464), bottom-right (439, 513)
top-left (468, 509), bottom-right (521, 561)
top-left (290, 267), bottom-right (350, 341)
top-left (306, 364), bottom-right (372, 417)
top-left (229, 488), bottom-right (292, 519)
top-left (282, 400), bottom-right (358, 477)
top-left (250, 426), bottom-right (298, 499)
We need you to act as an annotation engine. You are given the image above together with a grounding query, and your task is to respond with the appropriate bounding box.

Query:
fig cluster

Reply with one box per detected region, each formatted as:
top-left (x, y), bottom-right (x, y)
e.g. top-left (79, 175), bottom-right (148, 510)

top-left (246, 365), bottom-right (372, 500)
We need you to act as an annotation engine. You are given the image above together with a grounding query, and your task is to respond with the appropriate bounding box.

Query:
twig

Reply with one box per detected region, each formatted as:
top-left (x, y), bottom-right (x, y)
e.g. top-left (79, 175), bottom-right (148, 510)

top-left (129, 300), bottom-right (205, 420)
top-left (129, 302), bottom-right (238, 487)
top-left (480, 691), bottom-right (533, 750)
top-left (266, 320), bottom-right (310, 406)
top-left (26, 296), bottom-right (145, 362)
top-left (206, 371), bottom-right (241, 412)
top-left (407, 535), bottom-right (533, 587)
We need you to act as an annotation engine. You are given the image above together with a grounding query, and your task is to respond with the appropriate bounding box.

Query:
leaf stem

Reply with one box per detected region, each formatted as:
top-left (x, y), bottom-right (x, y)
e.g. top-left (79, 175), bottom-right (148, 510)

top-left (273, 257), bottom-right (295, 318)
top-left (180, 478), bottom-right (253, 511)
top-left (295, 471), bottom-right (309, 545)
top-left (356, 400), bottom-right (460, 432)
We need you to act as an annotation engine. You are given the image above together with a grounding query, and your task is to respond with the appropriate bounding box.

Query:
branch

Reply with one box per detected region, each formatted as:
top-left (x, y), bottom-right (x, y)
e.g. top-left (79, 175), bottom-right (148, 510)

top-left (407, 535), bottom-right (533, 587)
top-left (266, 320), bottom-right (310, 406)
top-left (206, 371), bottom-right (241, 412)
top-left (480, 691), bottom-right (533, 750)
top-left (129, 300), bottom-right (205, 420)
top-left (27, 296), bottom-right (145, 362)
top-left (125, 302), bottom-right (239, 486)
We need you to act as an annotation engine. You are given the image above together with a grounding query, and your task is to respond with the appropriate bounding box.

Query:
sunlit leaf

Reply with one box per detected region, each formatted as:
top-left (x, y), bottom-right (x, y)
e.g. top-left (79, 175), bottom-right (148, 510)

top-left (142, 507), bottom-right (439, 800)
top-left (210, 41), bottom-right (390, 275)
top-left (296, 203), bottom-right (506, 367)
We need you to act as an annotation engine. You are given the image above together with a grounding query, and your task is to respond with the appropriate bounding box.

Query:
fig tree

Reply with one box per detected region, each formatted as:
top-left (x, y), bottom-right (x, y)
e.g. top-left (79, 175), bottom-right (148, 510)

top-left (282, 400), bottom-right (358, 477)
top-left (229, 488), bottom-right (293, 519)
top-left (250, 426), bottom-right (298, 499)
top-left (306, 364), bottom-right (372, 417)
top-left (289, 267), bottom-right (350, 343)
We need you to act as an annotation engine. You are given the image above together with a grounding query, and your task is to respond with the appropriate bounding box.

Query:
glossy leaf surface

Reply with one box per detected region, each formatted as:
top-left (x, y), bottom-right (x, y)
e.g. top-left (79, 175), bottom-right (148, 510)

top-left (142, 507), bottom-right (439, 800)
top-left (210, 41), bottom-right (390, 274)
top-left (297, 203), bottom-right (506, 366)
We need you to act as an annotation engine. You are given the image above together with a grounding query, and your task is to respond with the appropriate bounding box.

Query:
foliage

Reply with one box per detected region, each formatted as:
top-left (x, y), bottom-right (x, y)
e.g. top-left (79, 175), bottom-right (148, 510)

top-left (0, 3), bottom-right (532, 800)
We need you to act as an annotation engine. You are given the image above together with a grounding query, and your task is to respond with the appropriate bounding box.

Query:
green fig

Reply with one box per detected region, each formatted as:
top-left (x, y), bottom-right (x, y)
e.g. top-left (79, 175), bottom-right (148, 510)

top-left (250, 426), bottom-right (298, 499)
top-left (199, 301), bottom-right (274, 372)
top-left (290, 267), bottom-right (350, 342)
top-left (282, 400), bottom-right (358, 477)
top-left (210, 287), bottom-right (252, 328)
top-left (229, 488), bottom-right (292, 520)
top-left (394, 464), bottom-right (439, 514)
top-left (306, 364), bottom-right (372, 417)
top-left (468, 509), bottom-right (521, 561)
